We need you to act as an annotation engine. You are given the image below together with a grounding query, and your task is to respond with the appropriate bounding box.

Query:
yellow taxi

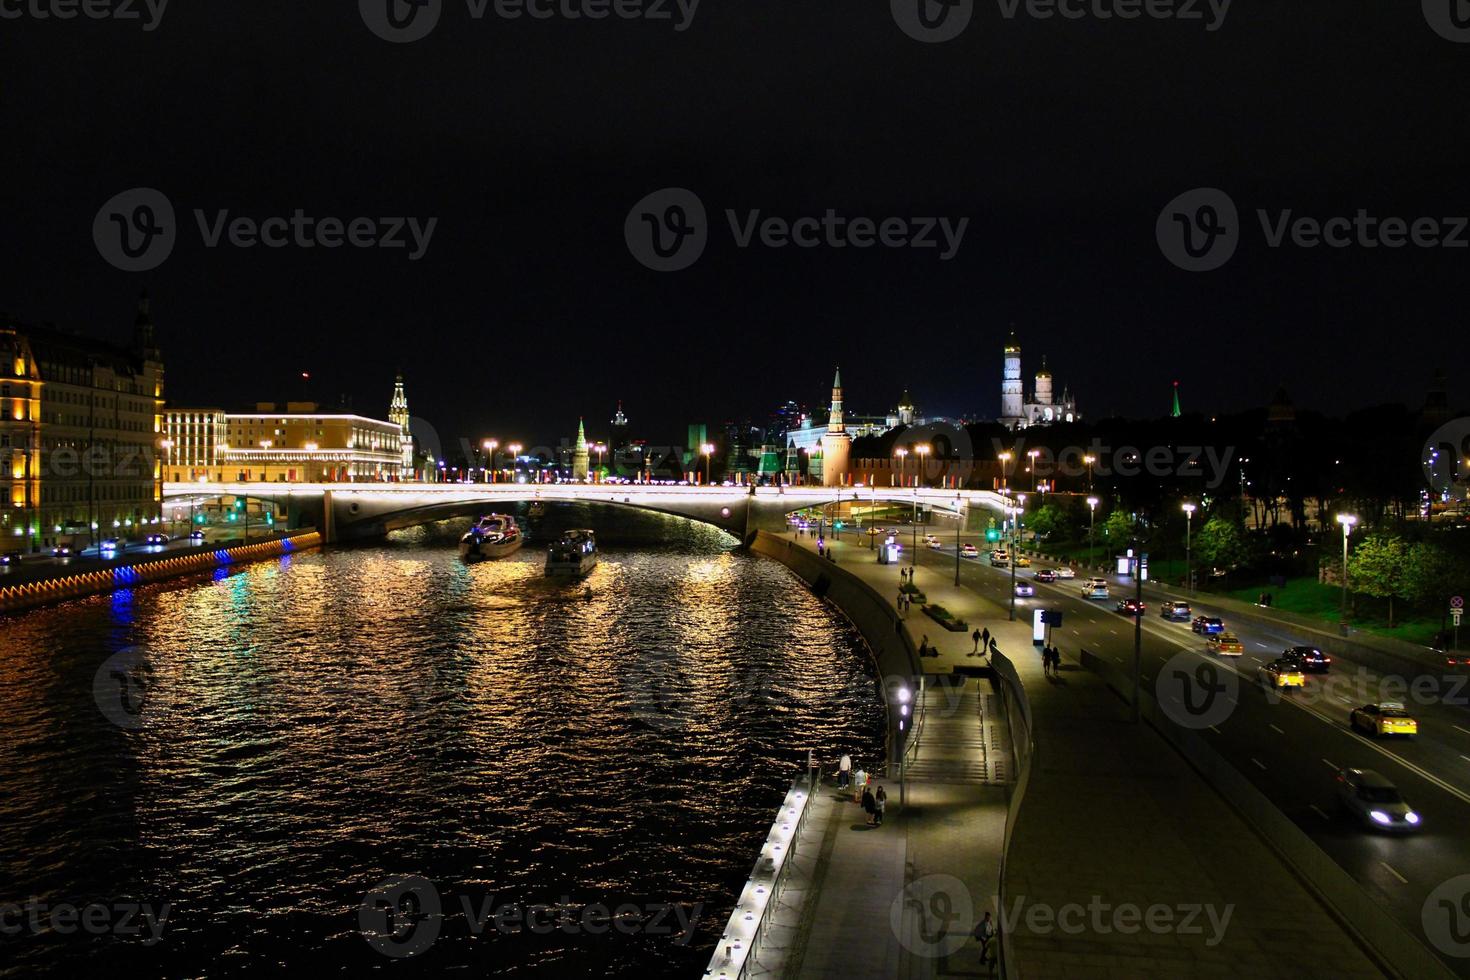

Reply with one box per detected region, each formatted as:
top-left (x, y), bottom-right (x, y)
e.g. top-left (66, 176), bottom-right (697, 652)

top-left (1205, 632), bottom-right (1244, 657)
top-left (1349, 702), bottom-right (1418, 738)
top-left (1013, 554), bottom-right (1031, 568)
top-left (1257, 659), bottom-right (1306, 690)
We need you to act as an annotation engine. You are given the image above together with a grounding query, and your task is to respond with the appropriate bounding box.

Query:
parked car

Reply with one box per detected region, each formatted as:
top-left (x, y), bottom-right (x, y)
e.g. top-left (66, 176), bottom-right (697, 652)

top-left (1335, 768), bottom-right (1421, 832)
top-left (1349, 702), bottom-right (1417, 738)
top-left (1191, 616), bottom-right (1224, 635)
top-left (1282, 645), bottom-right (1331, 673)
top-left (1159, 601), bottom-right (1192, 621)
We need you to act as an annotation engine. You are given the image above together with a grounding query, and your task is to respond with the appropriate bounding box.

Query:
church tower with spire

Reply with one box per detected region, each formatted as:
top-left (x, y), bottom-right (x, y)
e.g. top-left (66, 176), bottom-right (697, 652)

top-left (1001, 327), bottom-right (1024, 425)
top-left (820, 367), bottom-right (851, 487)
top-left (389, 373), bottom-right (413, 478)
top-left (573, 418), bottom-right (590, 481)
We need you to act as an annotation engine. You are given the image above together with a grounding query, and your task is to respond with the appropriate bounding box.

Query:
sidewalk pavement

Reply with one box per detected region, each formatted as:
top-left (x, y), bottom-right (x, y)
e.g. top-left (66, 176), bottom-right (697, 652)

top-left (778, 530), bottom-right (1382, 979)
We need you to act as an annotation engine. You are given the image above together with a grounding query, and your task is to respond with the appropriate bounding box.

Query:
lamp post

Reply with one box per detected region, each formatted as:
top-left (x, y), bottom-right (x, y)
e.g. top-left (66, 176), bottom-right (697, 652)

top-left (1182, 502), bottom-right (1196, 594)
top-left (998, 450), bottom-right (1012, 493)
top-left (483, 439), bottom-right (498, 482)
top-left (912, 486), bottom-right (920, 555)
top-left (894, 447), bottom-right (908, 488)
top-left (1008, 502), bottom-right (1023, 621)
top-left (1087, 496), bottom-right (1099, 567)
top-left (1337, 513), bottom-right (1357, 631)
top-left (954, 493), bottom-right (964, 586)
top-left (1027, 448), bottom-right (1040, 492)
top-left (701, 442), bottom-right (715, 485)
top-left (594, 442), bottom-right (607, 482)
top-left (915, 444), bottom-right (930, 489)
top-left (508, 443), bottom-right (522, 482)
top-left (1084, 453), bottom-right (1096, 493)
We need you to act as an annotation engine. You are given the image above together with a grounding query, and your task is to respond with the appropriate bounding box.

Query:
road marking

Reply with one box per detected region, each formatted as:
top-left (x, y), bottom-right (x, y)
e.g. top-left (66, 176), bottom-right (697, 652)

top-left (1335, 696), bottom-right (1353, 704)
top-left (1322, 759), bottom-right (1338, 770)
top-left (1109, 629), bottom-right (1118, 635)
top-left (1308, 804), bottom-right (1328, 820)
top-left (1209, 725), bottom-right (1222, 735)
top-left (1461, 755), bottom-right (1470, 764)
top-left (1381, 863), bottom-right (1407, 885)
top-left (1269, 724), bottom-right (1284, 735)
top-left (1257, 642), bottom-right (1272, 649)
top-left (1251, 758), bottom-right (1266, 770)
top-left (1112, 655), bottom-right (1122, 663)
top-left (1247, 655), bottom-right (1262, 663)
top-left (1455, 726), bottom-right (1470, 737)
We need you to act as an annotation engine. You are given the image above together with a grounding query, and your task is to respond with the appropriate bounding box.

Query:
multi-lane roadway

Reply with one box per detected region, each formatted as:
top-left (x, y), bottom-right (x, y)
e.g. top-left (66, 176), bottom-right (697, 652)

top-left (912, 534), bottom-right (1470, 976)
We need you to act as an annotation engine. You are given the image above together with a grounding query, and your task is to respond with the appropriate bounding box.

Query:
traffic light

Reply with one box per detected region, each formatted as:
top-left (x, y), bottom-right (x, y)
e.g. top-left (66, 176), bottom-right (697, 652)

top-left (986, 528), bottom-right (1001, 543)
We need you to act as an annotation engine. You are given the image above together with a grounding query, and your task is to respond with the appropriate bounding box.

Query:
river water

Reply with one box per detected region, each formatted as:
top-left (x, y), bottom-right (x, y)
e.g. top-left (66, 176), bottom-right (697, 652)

top-left (0, 515), bottom-right (886, 978)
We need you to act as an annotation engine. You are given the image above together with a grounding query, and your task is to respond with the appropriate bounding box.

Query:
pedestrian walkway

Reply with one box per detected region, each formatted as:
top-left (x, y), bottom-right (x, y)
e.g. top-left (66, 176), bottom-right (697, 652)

top-left (772, 529), bottom-right (1383, 980)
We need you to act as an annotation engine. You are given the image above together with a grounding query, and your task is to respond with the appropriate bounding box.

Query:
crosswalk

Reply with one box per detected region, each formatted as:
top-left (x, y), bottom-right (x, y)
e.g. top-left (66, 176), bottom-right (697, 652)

top-left (902, 680), bottom-right (1010, 785)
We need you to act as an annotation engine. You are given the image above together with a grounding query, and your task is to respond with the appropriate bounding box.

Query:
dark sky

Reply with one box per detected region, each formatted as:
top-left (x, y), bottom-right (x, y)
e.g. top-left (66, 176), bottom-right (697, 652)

top-left (5, 1), bottom-right (1465, 450)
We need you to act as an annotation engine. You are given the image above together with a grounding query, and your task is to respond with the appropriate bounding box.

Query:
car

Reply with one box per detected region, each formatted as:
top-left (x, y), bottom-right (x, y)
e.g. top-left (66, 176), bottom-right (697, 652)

top-left (927, 538), bottom-right (943, 550)
top-left (0, 551), bottom-right (22, 566)
top-left (923, 534), bottom-right (941, 546)
top-left (145, 533), bottom-right (169, 546)
top-left (1191, 616), bottom-right (1224, 635)
top-left (1159, 601), bottom-right (1192, 621)
top-left (1082, 579), bottom-right (1109, 599)
top-left (989, 550), bottom-right (1009, 566)
top-left (1349, 702), bottom-right (1417, 738)
top-left (1053, 566), bottom-right (1076, 579)
top-left (1013, 554), bottom-right (1031, 568)
top-left (1014, 582), bottom-right (1035, 597)
top-left (51, 544), bottom-right (75, 558)
top-left (1258, 659), bottom-right (1306, 690)
top-left (1335, 768), bottom-right (1421, 832)
top-left (1115, 598), bottom-right (1146, 616)
top-left (1034, 569), bottom-right (1057, 583)
top-left (189, 530), bottom-right (206, 544)
top-left (1206, 632), bottom-right (1244, 656)
top-left (961, 543), bottom-right (979, 558)
top-left (1282, 645), bottom-right (1331, 673)
top-left (100, 537), bottom-right (122, 553)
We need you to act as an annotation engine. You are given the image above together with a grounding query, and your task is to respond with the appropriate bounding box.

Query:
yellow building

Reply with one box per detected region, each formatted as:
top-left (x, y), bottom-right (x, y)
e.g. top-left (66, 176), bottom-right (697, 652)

top-left (165, 389), bottom-right (413, 484)
top-left (0, 297), bottom-right (166, 551)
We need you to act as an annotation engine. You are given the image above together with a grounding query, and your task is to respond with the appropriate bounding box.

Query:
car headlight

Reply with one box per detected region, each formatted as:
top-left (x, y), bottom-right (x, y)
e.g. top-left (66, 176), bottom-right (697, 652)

top-left (1369, 810), bottom-right (1391, 825)
top-left (1405, 811), bottom-right (1420, 825)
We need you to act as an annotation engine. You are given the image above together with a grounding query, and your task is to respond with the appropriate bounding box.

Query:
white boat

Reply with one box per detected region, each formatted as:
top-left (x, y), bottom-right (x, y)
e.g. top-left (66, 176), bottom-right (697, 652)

top-left (458, 515), bottom-right (524, 562)
top-left (546, 529), bottom-right (597, 578)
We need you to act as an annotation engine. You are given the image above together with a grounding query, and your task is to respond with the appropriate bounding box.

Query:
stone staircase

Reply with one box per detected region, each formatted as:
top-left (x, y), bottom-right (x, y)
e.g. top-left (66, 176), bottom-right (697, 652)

top-left (902, 680), bottom-right (1009, 785)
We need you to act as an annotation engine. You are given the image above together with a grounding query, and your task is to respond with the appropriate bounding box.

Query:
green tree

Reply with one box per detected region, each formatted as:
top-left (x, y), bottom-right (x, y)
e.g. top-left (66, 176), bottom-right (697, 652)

top-left (1027, 503), bottom-right (1073, 542)
top-left (1194, 514), bottom-right (1249, 572)
top-left (1349, 532), bottom-right (1411, 627)
top-left (1102, 509), bottom-right (1135, 547)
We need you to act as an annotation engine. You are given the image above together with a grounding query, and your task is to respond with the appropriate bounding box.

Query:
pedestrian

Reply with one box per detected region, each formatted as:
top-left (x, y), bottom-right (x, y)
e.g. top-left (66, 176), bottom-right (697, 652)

top-left (972, 628), bottom-right (982, 654)
top-left (861, 784), bottom-right (876, 825)
top-left (838, 752), bottom-right (851, 789)
top-left (1051, 646), bottom-right (1062, 672)
top-left (989, 637), bottom-right (999, 657)
top-left (974, 911), bottom-right (996, 968)
top-left (982, 626), bottom-right (990, 650)
top-left (874, 784), bottom-right (887, 826)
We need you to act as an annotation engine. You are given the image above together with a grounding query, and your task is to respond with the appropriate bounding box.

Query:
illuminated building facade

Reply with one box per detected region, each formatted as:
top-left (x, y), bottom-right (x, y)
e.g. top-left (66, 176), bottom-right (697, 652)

top-left (0, 296), bottom-right (166, 550)
top-left (999, 329), bottom-right (1078, 430)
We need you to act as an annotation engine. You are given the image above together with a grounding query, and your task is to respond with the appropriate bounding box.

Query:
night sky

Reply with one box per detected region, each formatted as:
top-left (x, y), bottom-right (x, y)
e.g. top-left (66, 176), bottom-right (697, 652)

top-left (5, 1), bottom-right (1465, 449)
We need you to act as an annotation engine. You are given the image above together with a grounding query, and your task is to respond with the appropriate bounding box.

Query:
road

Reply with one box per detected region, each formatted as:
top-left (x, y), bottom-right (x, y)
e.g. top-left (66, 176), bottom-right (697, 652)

top-left (908, 533), bottom-right (1470, 977)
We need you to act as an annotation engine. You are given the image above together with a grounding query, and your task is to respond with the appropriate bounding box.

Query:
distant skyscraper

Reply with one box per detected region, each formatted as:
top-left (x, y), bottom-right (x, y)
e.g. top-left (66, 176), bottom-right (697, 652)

top-left (611, 401), bottom-right (629, 450)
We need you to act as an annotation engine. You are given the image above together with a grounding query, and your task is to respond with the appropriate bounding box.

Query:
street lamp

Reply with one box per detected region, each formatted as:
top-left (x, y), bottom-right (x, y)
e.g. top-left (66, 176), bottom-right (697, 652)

top-left (1182, 502), bottom-right (1196, 594)
top-left (1083, 453), bottom-right (1096, 493)
top-left (894, 447), bottom-right (908, 487)
top-left (1027, 449), bottom-right (1040, 489)
top-left (700, 442), bottom-right (715, 485)
top-left (483, 439), bottom-right (498, 482)
top-left (1337, 513), bottom-right (1357, 630)
top-left (508, 443), bottom-right (522, 482)
top-left (915, 444), bottom-right (930, 489)
top-left (998, 450), bottom-right (1012, 493)
top-left (1008, 503), bottom-right (1023, 620)
top-left (594, 442), bottom-right (607, 482)
top-left (954, 493), bottom-right (964, 586)
top-left (1087, 496), bottom-right (1099, 566)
